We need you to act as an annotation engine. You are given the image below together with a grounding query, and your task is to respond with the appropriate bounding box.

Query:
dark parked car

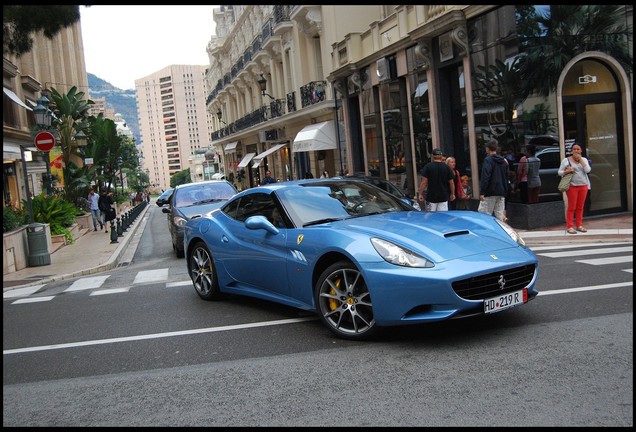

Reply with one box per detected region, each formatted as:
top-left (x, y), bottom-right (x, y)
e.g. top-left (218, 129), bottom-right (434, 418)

top-left (183, 178), bottom-right (538, 340)
top-left (162, 180), bottom-right (237, 257)
top-left (155, 188), bottom-right (173, 207)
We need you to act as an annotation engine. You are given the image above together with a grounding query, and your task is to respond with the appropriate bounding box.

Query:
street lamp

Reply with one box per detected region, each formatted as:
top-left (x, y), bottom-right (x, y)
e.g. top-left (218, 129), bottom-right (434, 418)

top-left (74, 130), bottom-right (88, 148)
top-left (257, 74), bottom-right (275, 100)
top-left (216, 108), bottom-right (227, 125)
top-left (33, 95), bottom-right (53, 195)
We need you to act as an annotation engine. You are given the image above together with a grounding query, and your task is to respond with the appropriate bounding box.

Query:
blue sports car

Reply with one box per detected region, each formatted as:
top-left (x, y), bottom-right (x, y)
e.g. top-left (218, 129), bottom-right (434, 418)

top-left (184, 178), bottom-right (539, 340)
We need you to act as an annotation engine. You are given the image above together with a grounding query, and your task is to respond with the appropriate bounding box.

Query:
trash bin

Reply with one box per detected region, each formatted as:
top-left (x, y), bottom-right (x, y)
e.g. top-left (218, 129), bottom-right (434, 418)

top-left (27, 223), bottom-right (51, 266)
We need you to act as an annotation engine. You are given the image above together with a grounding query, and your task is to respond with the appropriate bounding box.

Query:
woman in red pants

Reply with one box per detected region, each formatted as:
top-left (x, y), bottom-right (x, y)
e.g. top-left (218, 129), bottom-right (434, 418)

top-left (558, 143), bottom-right (591, 234)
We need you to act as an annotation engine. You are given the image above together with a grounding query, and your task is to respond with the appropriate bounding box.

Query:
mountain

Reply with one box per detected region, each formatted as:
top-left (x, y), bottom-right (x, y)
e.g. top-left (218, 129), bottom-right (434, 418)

top-left (87, 73), bottom-right (140, 144)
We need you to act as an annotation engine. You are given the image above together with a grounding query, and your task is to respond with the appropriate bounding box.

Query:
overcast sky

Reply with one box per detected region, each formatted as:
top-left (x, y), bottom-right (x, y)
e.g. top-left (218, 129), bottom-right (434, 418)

top-left (80, 5), bottom-right (217, 90)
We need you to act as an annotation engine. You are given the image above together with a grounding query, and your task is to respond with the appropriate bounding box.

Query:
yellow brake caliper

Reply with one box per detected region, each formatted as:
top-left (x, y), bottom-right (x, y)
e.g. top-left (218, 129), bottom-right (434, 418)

top-left (329, 277), bottom-right (341, 311)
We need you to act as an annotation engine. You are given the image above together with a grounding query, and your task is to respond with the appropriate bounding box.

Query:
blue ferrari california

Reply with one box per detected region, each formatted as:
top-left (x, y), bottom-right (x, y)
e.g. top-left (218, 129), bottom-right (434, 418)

top-left (184, 178), bottom-right (538, 340)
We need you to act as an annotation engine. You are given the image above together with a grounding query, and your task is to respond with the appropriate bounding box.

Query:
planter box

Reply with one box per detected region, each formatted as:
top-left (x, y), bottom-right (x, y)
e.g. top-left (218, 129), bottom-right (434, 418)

top-left (506, 201), bottom-right (565, 230)
top-left (51, 223), bottom-right (82, 246)
top-left (3, 223), bottom-right (52, 275)
top-left (76, 213), bottom-right (92, 230)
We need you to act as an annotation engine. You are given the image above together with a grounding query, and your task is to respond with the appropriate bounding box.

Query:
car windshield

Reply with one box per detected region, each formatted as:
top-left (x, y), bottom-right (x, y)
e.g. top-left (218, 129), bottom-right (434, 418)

top-left (278, 181), bottom-right (412, 227)
top-left (175, 183), bottom-right (236, 207)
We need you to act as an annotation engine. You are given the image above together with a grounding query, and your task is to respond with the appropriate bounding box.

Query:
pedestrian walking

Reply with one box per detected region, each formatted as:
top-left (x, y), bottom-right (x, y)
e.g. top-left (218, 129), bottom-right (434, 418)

top-left (559, 143), bottom-right (591, 234)
top-left (417, 148), bottom-right (455, 211)
top-left (477, 139), bottom-right (510, 221)
top-left (99, 189), bottom-right (115, 233)
top-left (87, 187), bottom-right (103, 231)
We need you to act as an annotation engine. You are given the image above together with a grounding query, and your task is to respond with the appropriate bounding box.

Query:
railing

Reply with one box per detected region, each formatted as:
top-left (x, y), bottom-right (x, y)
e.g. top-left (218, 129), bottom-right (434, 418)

top-left (287, 92), bottom-right (296, 113)
top-left (300, 81), bottom-right (326, 108)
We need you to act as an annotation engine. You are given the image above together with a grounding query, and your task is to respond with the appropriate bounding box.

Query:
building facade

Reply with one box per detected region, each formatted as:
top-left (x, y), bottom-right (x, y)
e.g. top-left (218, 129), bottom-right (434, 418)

top-left (134, 64), bottom-right (215, 191)
top-left (3, 20), bottom-right (89, 210)
top-left (205, 5), bottom-right (632, 222)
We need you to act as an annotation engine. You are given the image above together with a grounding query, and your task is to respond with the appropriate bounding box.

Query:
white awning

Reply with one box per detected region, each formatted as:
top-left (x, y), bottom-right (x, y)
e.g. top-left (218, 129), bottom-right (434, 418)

top-left (251, 143), bottom-right (286, 168)
top-left (293, 121), bottom-right (338, 152)
top-left (224, 141), bottom-right (238, 153)
top-left (3, 87), bottom-right (33, 111)
top-left (237, 152), bottom-right (256, 168)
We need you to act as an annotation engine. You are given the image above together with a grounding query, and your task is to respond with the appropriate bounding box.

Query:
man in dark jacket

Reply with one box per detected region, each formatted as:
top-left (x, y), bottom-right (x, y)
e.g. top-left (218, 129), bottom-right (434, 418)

top-left (417, 148), bottom-right (455, 211)
top-left (478, 139), bottom-right (509, 221)
top-left (98, 189), bottom-right (115, 233)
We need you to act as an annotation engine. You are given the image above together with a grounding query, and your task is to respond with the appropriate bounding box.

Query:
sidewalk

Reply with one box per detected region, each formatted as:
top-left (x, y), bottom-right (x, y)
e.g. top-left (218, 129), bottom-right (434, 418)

top-left (3, 203), bottom-right (151, 292)
top-left (3, 208), bottom-right (632, 293)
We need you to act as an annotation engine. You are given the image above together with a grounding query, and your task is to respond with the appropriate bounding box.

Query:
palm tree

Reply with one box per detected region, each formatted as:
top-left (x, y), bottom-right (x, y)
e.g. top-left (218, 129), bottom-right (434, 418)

top-left (48, 86), bottom-right (93, 205)
top-left (517, 5), bottom-right (632, 98)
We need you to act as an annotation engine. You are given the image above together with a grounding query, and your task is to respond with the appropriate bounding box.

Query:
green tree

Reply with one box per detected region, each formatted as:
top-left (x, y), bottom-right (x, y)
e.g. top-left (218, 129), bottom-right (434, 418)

top-left (170, 169), bottom-right (191, 188)
top-left (517, 5), bottom-right (633, 98)
top-left (3, 5), bottom-right (81, 57)
top-left (87, 114), bottom-right (123, 193)
top-left (48, 86), bottom-right (94, 205)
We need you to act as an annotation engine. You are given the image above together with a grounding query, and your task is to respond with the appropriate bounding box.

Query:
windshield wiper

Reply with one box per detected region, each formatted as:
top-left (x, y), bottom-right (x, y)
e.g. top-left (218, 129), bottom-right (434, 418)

top-left (192, 198), bottom-right (223, 205)
top-left (303, 217), bottom-right (345, 227)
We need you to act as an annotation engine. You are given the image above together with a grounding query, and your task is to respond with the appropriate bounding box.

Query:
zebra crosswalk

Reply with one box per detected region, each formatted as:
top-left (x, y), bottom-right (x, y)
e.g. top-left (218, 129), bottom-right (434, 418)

top-left (4, 268), bottom-right (192, 304)
top-left (531, 241), bottom-right (633, 274)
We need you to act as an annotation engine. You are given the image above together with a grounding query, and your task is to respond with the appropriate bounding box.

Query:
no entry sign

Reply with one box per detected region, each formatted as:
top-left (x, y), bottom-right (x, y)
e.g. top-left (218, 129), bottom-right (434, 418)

top-left (34, 131), bottom-right (56, 152)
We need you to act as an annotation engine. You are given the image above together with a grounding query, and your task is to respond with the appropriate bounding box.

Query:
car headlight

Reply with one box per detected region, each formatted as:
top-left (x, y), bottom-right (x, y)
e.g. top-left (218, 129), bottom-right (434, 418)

top-left (495, 219), bottom-right (526, 247)
top-left (174, 216), bottom-right (188, 229)
top-left (371, 237), bottom-right (434, 268)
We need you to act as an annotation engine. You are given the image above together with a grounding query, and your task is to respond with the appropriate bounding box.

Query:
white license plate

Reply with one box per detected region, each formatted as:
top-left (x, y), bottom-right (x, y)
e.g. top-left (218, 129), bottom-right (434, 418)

top-left (484, 288), bottom-right (528, 314)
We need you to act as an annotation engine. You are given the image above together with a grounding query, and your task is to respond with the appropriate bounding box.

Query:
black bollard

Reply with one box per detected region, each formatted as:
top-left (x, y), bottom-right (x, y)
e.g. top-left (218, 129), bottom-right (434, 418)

top-left (117, 217), bottom-right (123, 237)
top-left (110, 220), bottom-right (118, 243)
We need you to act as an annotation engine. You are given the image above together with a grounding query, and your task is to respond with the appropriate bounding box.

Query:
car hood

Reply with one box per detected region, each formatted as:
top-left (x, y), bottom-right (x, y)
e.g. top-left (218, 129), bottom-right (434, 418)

top-left (339, 211), bottom-right (519, 262)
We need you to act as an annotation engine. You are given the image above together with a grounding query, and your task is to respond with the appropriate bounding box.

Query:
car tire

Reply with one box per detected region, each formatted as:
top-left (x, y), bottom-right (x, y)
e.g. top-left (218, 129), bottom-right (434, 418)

top-left (188, 241), bottom-right (222, 300)
top-left (175, 243), bottom-right (185, 258)
top-left (314, 260), bottom-right (377, 340)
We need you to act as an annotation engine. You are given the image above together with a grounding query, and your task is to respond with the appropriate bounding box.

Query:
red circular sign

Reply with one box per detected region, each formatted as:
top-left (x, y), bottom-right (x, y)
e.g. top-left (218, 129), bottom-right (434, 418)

top-left (34, 131), bottom-right (56, 152)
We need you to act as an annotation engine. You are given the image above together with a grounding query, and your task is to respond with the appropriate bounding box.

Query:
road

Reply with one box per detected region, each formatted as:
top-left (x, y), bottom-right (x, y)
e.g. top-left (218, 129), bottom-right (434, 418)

top-left (3, 205), bottom-right (633, 426)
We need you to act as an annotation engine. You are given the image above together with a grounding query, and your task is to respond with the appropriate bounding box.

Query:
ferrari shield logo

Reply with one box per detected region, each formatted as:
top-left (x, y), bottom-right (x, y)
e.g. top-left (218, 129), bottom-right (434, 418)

top-left (297, 234), bottom-right (304, 245)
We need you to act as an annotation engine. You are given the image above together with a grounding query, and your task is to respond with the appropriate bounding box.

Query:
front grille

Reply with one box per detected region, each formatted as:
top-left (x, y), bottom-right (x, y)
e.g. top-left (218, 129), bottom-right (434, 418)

top-left (452, 265), bottom-right (536, 300)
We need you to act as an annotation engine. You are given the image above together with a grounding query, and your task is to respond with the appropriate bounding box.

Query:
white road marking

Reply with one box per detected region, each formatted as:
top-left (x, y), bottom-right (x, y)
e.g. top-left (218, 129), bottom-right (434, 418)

top-left (576, 256), bottom-right (633, 266)
top-left (11, 296), bottom-right (55, 304)
top-left (3, 285), bottom-right (46, 299)
top-left (64, 275), bottom-right (110, 292)
top-left (3, 317), bottom-right (317, 354)
top-left (537, 281), bottom-right (632, 296)
top-left (530, 242), bottom-right (628, 252)
top-left (166, 281), bottom-right (191, 288)
top-left (538, 246), bottom-right (632, 258)
top-left (133, 269), bottom-right (169, 284)
top-left (90, 287), bottom-right (131, 296)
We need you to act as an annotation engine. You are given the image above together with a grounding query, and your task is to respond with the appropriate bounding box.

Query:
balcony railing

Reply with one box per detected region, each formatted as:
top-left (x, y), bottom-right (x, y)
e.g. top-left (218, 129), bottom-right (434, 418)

top-left (300, 81), bottom-right (326, 108)
top-left (273, 5), bottom-right (291, 24)
top-left (287, 91), bottom-right (296, 113)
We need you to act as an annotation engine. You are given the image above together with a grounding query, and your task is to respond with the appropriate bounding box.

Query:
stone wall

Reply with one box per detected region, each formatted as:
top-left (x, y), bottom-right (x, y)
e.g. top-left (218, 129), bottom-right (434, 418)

top-left (506, 201), bottom-right (565, 230)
